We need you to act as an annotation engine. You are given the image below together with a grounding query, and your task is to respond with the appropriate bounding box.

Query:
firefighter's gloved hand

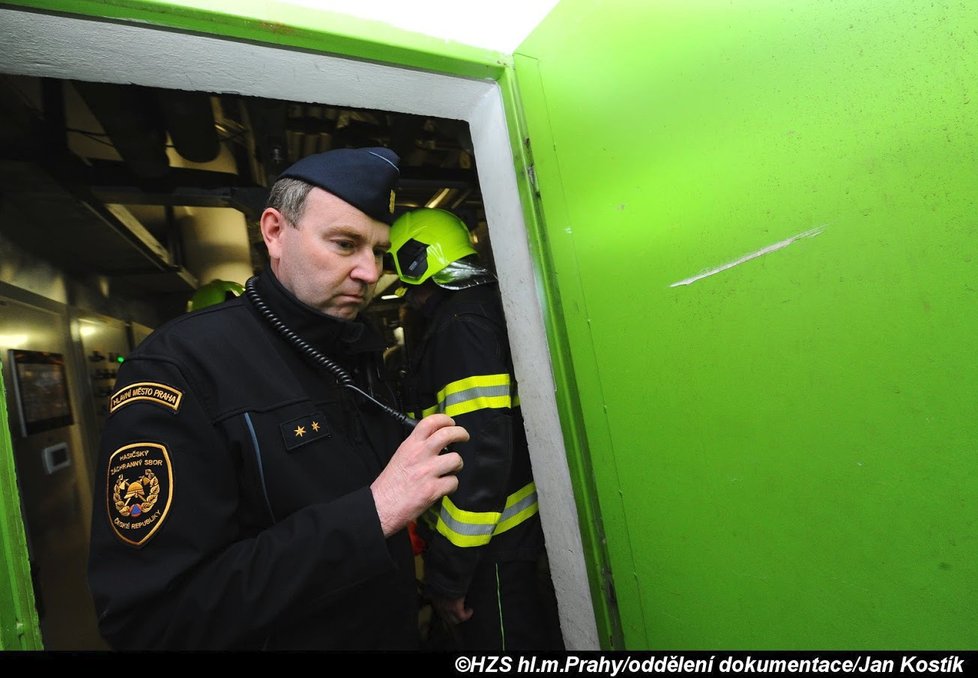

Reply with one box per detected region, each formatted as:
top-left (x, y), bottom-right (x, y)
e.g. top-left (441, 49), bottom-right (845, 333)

top-left (431, 594), bottom-right (474, 625)
top-left (371, 413), bottom-right (467, 537)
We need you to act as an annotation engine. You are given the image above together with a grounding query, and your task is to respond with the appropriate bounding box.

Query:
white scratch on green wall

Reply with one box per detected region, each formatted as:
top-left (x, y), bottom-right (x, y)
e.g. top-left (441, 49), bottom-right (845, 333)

top-left (670, 226), bottom-right (825, 288)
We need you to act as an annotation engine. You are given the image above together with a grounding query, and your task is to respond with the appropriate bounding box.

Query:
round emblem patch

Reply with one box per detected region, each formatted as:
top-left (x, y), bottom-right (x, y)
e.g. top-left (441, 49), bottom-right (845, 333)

top-left (106, 442), bottom-right (174, 547)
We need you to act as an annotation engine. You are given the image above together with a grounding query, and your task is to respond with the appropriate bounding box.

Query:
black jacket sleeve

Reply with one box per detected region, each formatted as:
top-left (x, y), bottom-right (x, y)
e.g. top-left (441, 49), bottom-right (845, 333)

top-left (421, 311), bottom-right (518, 599)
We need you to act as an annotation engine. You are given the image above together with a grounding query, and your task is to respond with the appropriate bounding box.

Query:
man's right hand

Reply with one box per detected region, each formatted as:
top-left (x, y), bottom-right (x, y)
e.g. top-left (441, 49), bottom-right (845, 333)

top-left (371, 414), bottom-right (468, 537)
top-left (431, 595), bottom-right (474, 625)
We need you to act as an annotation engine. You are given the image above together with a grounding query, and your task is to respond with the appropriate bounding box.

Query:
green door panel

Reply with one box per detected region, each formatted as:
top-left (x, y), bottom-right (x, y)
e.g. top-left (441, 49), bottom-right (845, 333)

top-left (515, 0), bottom-right (978, 649)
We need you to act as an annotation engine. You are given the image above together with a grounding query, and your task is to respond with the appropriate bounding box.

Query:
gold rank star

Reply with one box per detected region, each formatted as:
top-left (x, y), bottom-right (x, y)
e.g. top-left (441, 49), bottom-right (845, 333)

top-left (294, 425), bottom-right (306, 437)
top-left (311, 421), bottom-right (320, 432)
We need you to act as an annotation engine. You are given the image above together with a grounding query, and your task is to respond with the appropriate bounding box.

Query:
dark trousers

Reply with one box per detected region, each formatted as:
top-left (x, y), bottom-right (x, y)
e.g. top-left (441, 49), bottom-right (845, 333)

top-left (451, 559), bottom-right (564, 652)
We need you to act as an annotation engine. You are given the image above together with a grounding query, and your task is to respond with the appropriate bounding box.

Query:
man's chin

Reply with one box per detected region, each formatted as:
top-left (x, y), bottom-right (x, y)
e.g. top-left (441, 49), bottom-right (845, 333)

top-left (322, 303), bottom-right (362, 321)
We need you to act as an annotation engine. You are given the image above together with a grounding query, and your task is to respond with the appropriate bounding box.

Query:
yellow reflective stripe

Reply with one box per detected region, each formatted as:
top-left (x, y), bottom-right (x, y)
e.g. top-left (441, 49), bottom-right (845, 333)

top-left (434, 482), bottom-right (538, 547)
top-left (442, 374), bottom-right (511, 398)
top-left (434, 518), bottom-right (492, 547)
top-left (493, 482), bottom-right (538, 536)
top-left (494, 503), bottom-right (539, 536)
top-left (436, 495), bottom-right (501, 547)
top-left (442, 494), bottom-right (502, 526)
top-left (436, 373), bottom-right (515, 417)
top-left (421, 404), bottom-right (439, 418)
top-left (504, 481), bottom-right (536, 508)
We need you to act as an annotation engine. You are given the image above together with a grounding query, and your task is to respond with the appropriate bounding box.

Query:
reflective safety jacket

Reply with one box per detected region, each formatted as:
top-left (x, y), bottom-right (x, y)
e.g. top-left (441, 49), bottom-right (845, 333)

top-left (88, 272), bottom-right (418, 650)
top-left (404, 283), bottom-right (544, 599)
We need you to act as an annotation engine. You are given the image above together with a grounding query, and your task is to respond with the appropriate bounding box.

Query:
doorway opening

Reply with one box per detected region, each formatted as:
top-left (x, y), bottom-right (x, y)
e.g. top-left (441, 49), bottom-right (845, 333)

top-left (0, 5), bottom-right (594, 649)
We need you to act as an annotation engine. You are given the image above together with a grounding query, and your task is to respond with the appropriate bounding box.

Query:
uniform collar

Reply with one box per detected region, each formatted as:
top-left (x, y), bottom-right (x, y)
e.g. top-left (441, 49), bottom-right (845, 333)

top-left (418, 281), bottom-right (498, 320)
top-left (253, 271), bottom-right (385, 356)
top-left (418, 285), bottom-right (451, 319)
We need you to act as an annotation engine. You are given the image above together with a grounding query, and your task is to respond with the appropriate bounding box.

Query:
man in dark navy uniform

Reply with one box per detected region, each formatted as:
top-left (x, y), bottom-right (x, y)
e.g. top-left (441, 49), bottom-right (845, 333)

top-left (88, 148), bottom-right (468, 650)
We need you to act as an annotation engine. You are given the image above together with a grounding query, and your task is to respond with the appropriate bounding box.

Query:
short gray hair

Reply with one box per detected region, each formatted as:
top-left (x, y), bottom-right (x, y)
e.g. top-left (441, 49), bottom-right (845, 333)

top-left (265, 177), bottom-right (314, 227)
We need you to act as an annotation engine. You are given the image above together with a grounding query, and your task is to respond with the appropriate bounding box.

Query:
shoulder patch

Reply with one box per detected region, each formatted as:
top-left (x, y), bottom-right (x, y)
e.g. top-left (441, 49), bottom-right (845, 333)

top-left (107, 442), bottom-right (174, 548)
top-left (110, 382), bottom-right (183, 414)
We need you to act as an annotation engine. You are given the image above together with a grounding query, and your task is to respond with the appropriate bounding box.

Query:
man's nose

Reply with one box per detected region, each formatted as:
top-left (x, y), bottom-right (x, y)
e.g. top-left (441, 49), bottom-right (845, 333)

top-left (351, 250), bottom-right (382, 284)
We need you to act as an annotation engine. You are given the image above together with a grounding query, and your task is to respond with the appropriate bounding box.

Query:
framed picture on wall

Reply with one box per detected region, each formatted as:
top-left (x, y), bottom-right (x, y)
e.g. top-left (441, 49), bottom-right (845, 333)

top-left (7, 349), bottom-right (74, 437)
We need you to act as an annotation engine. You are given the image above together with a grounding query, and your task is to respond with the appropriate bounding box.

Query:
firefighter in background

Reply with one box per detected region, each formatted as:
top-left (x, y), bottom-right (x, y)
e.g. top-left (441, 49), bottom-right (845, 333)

top-left (186, 279), bottom-right (244, 312)
top-left (389, 208), bottom-right (563, 650)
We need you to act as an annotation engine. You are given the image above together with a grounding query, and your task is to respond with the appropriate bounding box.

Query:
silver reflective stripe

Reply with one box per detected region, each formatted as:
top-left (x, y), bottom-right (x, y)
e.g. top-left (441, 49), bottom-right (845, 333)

top-left (438, 488), bottom-right (539, 537)
top-left (441, 384), bottom-right (512, 410)
top-left (438, 505), bottom-right (497, 538)
top-left (499, 490), bottom-right (537, 523)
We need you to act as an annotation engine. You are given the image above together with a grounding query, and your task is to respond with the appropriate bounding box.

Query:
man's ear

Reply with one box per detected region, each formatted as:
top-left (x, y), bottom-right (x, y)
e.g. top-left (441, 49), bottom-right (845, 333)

top-left (260, 208), bottom-right (287, 262)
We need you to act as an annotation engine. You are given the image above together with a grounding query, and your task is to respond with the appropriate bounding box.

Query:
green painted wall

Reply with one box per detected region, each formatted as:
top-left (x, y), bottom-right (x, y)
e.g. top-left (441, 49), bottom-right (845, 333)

top-left (0, 365), bottom-right (43, 650)
top-left (515, 0), bottom-right (977, 649)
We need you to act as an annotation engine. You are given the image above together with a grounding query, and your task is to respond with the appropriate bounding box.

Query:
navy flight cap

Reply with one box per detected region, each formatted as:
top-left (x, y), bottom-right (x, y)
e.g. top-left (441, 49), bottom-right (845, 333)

top-left (278, 147), bottom-right (400, 224)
